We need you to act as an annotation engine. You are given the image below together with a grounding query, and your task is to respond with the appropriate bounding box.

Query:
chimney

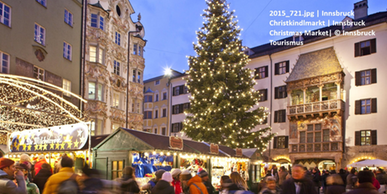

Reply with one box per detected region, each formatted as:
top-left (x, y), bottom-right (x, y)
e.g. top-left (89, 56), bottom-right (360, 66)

top-left (354, 0), bottom-right (368, 20)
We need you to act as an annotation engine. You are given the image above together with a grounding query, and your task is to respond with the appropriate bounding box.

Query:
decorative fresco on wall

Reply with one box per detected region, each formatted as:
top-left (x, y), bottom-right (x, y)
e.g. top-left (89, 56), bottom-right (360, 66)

top-left (289, 115), bottom-right (342, 141)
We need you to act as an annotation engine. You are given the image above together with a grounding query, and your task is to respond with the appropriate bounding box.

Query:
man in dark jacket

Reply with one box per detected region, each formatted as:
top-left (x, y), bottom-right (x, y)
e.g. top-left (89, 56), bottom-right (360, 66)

top-left (280, 164), bottom-right (317, 194)
top-left (339, 169), bottom-right (347, 186)
top-left (344, 171), bottom-right (379, 194)
top-left (199, 170), bottom-right (214, 194)
top-left (33, 163), bottom-right (52, 193)
top-left (152, 172), bottom-right (174, 194)
top-left (312, 168), bottom-right (321, 193)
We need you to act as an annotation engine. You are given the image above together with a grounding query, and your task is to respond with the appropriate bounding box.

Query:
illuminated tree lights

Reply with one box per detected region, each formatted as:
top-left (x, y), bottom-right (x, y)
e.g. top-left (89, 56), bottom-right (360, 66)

top-left (183, 0), bottom-right (274, 149)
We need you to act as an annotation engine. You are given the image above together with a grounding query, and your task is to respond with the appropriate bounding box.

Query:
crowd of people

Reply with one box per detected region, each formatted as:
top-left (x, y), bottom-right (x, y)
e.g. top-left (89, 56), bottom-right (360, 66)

top-left (255, 164), bottom-right (387, 194)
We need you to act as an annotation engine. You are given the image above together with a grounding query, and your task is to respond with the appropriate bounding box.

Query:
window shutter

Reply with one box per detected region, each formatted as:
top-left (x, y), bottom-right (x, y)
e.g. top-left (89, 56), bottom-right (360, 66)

top-left (355, 100), bottom-right (361, 114)
top-left (370, 38), bottom-right (376, 54)
top-left (355, 71), bottom-right (361, 86)
top-left (264, 89), bottom-right (268, 101)
top-left (354, 42), bottom-right (360, 57)
top-left (273, 137), bottom-right (278, 149)
top-left (371, 130), bottom-right (377, 145)
top-left (274, 111), bottom-right (278, 123)
top-left (179, 104), bottom-right (184, 114)
top-left (274, 87), bottom-right (278, 99)
top-left (282, 110), bottom-right (286, 122)
top-left (284, 86), bottom-right (288, 98)
top-left (172, 106), bottom-right (175, 114)
top-left (371, 69), bottom-right (377, 84)
top-left (286, 61), bottom-right (290, 73)
top-left (355, 131), bottom-right (361, 146)
top-left (284, 136), bottom-right (289, 148)
top-left (274, 63), bottom-right (279, 75)
top-left (179, 86), bottom-right (184, 95)
top-left (371, 98), bottom-right (377, 113)
top-left (172, 87), bottom-right (176, 96)
top-left (265, 66), bottom-right (268, 77)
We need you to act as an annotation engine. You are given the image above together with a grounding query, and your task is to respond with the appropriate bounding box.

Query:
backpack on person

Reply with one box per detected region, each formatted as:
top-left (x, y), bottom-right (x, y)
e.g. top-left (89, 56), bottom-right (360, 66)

top-left (57, 174), bottom-right (79, 194)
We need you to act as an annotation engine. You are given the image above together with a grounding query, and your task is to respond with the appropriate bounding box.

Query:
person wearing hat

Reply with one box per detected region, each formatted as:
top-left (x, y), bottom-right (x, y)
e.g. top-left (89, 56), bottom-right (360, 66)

top-left (0, 157), bottom-right (27, 194)
top-left (15, 163), bottom-right (40, 194)
top-left (151, 172), bottom-right (174, 194)
top-left (180, 169), bottom-right (193, 194)
top-left (199, 170), bottom-right (214, 194)
top-left (345, 170), bottom-right (379, 194)
top-left (34, 155), bottom-right (49, 176)
top-left (171, 168), bottom-right (183, 194)
top-left (141, 169), bottom-right (165, 193)
top-left (187, 172), bottom-right (209, 194)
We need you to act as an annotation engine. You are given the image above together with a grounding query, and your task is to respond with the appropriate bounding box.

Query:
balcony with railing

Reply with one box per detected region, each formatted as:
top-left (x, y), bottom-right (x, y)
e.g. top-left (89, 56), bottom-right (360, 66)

top-left (291, 142), bottom-right (342, 153)
top-left (288, 99), bottom-right (345, 116)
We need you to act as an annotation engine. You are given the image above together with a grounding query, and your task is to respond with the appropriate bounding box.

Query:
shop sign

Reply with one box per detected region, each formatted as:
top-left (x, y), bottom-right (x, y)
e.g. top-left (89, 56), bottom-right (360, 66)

top-left (169, 136), bottom-right (183, 150)
top-left (10, 123), bottom-right (89, 152)
top-left (210, 143), bottom-right (219, 154)
top-left (236, 148), bottom-right (243, 157)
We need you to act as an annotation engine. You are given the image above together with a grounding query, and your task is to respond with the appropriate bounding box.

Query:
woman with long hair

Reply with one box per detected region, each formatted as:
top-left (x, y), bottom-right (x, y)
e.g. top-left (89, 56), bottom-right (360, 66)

top-left (230, 172), bottom-right (248, 191)
top-left (120, 166), bottom-right (140, 194)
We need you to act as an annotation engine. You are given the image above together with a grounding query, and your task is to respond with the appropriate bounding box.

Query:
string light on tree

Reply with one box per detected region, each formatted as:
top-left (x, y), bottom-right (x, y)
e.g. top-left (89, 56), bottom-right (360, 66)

top-left (183, 0), bottom-right (274, 149)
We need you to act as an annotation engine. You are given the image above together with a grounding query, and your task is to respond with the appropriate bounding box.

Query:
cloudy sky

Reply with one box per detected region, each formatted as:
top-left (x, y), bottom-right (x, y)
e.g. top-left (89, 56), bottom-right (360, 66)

top-left (127, 0), bottom-right (387, 80)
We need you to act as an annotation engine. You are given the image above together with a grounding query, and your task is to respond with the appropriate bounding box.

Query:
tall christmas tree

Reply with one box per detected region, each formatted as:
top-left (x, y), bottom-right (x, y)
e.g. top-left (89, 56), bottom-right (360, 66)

top-left (183, 0), bottom-right (274, 150)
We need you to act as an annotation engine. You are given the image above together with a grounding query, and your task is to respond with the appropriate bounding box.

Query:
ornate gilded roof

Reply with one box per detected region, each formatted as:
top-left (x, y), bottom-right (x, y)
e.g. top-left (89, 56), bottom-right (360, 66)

top-left (286, 47), bottom-right (343, 82)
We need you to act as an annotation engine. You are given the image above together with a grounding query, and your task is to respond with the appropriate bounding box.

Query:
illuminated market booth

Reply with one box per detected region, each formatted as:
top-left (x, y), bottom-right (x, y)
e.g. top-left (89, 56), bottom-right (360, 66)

top-left (92, 128), bottom-right (250, 188)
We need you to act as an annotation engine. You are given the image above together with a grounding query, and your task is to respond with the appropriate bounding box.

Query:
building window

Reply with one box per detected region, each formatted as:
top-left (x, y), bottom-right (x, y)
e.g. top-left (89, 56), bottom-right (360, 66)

top-left (355, 130), bottom-right (376, 146)
top-left (0, 51), bottom-right (9, 73)
top-left (112, 92), bottom-right (120, 108)
top-left (36, 0), bottom-right (46, 7)
top-left (89, 46), bottom-right (104, 64)
top-left (323, 129), bottom-right (330, 142)
top-left (0, 1), bottom-right (11, 27)
top-left (173, 86), bottom-right (180, 96)
top-left (300, 131), bottom-right (305, 143)
top-left (274, 109), bottom-right (286, 123)
top-left (64, 9), bottom-right (73, 26)
top-left (172, 122), bottom-right (183, 133)
top-left (255, 66), bottom-right (268, 79)
top-left (88, 82), bottom-right (103, 101)
top-left (355, 99), bottom-right (377, 114)
top-left (355, 38), bottom-right (376, 57)
top-left (162, 108), bottom-right (167, 117)
top-left (33, 66), bottom-right (44, 80)
top-left (173, 105), bottom-right (180, 115)
top-left (91, 14), bottom-right (104, 30)
top-left (131, 103), bottom-right (134, 112)
top-left (155, 80), bottom-right (160, 85)
top-left (315, 132), bottom-right (321, 143)
top-left (91, 119), bottom-right (104, 136)
top-left (139, 46), bottom-right (143, 57)
top-left (115, 32), bottom-right (121, 46)
top-left (136, 103), bottom-right (140, 113)
top-left (355, 69), bottom-right (376, 86)
top-left (137, 71), bottom-right (141, 83)
top-left (307, 133), bottom-right (313, 143)
top-left (173, 85), bottom-right (188, 96)
top-left (162, 92), bottom-right (167, 100)
top-left (132, 70), bottom-right (136, 82)
top-left (114, 60), bottom-right (120, 76)
top-left (258, 89), bottom-right (267, 102)
top-left (275, 61), bottom-right (289, 75)
top-left (34, 23), bottom-right (45, 45)
top-left (144, 95), bottom-right (152, 103)
top-left (155, 110), bottom-right (158, 119)
top-left (111, 161), bottom-right (124, 180)
top-left (155, 94), bottom-right (159, 102)
top-left (63, 42), bottom-right (72, 60)
top-left (143, 111), bottom-right (152, 119)
top-left (62, 79), bottom-right (71, 96)
top-left (275, 85), bottom-right (287, 99)
top-left (162, 127), bottom-right (166, 136)
top-left (273, 136), bottom-right (288, 149)
top-left (154, 128), bottom-right (158, 134)
top-left (133, 44), bottom-right (137, 55)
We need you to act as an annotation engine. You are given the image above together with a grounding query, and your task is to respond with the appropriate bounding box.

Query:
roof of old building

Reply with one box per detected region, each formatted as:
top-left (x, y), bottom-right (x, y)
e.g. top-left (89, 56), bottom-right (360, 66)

top-left (286, 47), bottom-right (342, 82)
top-left (89, 1), bottom-right (109, 13)
top-left (143, 69), bottom-right (184, 83)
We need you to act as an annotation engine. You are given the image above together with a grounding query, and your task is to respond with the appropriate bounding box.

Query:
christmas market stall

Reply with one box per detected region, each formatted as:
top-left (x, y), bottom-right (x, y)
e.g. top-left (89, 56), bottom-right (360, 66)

top-left (92, 128), bottom-right (250, 188)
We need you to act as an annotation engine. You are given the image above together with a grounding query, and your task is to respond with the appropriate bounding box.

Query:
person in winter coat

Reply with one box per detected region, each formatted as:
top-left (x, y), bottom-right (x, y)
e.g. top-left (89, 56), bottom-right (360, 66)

top-left (33, 163), bottom-right (52, 194)
top-left (16, 163), bottom-right (40, 194)
top-left (338, 169), bottom-right (347, 186)
top-left (171, 168), bottom-right (183, 194)
top-left (0, 158), bottom-right (27, 194)
top-left (42, 156), bottom-right (79, 194)
top-left (376, 168), bottom-right (387, 193)
top-left (312, 168), bottom-right (321, 193)
top-left (280, 164), bottom-right (317, 194)
top-left (321, 170), bottom-right (330, 193)
top-left (151, 172), bottom-right (174, 194)
top-left (278, 166), bottom-right (288, 186)
top-left (344, 171), bottom-right (379, 194)
top-left (119, 166), bottom-right (140, 194)
top-left (230, 172), bottom-right (248, 191)
top-left (34, 155), bottom-right (49, 176)
top-left (325, 174), bottom-right (345, 194)
top-left (80, 165), bottom-right (104, 194)
top-left (199, 170), bottom-right (215, 194)
top-left (346, 169), bottom-right (357, 192)
top-left (188, 174), bottom-right (209, 194)
top-left (180, 170), bottom-right (193, 194)
top-left (141, 169), bottom-right (165, 193)
top-left (259, 176), bottom-right (281, 194)
top-left (219, 175), bottom-right (230, 194)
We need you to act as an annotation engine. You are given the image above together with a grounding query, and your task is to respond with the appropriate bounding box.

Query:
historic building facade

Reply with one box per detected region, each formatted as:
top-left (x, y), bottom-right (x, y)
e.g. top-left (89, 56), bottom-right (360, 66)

top-left (84, 0), bottom-right (146, 135)
top-left (143, 70), bottom-right (184, 136)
